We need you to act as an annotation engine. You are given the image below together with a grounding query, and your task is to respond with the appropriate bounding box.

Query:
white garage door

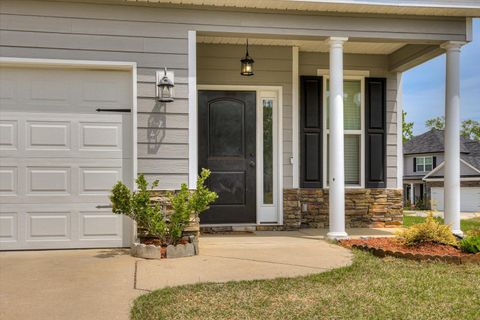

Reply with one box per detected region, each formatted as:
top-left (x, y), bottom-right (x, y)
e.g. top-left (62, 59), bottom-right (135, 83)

top-left (431, 187), bottom-right (480, 212)
top-left (0, 65), bottom-right (134, 250)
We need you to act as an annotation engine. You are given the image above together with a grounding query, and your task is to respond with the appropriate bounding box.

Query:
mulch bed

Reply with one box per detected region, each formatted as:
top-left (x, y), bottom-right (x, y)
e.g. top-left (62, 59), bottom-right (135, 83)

top-left (340, 238), bottom-right (480, 264)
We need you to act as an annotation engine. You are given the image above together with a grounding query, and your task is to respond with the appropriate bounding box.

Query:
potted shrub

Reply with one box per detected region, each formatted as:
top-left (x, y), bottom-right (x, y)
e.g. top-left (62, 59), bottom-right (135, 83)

top-left (109, 168), bottom-right (217, 259)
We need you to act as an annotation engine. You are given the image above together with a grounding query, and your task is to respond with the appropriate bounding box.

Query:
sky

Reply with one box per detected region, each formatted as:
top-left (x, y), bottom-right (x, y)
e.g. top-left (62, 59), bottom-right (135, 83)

top-left (403, 18), bottom-right (480, 135)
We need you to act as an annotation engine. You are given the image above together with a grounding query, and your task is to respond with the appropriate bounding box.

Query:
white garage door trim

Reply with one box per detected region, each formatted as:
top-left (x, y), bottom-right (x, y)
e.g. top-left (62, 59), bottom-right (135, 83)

top-left (0, 57), bottom-right (138, 249)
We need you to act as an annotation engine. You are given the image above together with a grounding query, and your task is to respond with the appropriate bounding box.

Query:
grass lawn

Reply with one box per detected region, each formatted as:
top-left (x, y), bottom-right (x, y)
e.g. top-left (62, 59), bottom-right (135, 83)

top-left (403, 215), bottom-right (480, 232)
top-left (131, 251), bottom-right (480, 320)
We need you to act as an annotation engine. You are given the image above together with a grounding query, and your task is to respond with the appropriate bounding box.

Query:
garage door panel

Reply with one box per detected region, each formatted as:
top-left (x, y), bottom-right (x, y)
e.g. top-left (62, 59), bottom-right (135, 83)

top-left (27, 211), bottom-right (71, 240)
top-left (431, 187), bottom-right (480, 212)
top-left (0, 66), bottom-right (132, 250)
top-left (27, 167), bottom-right (71, 195)
top-left (0, 212), bottom-right (18, 242)
top-left (27, 121), bottom-right (70, 149)
top-left (80, 212), bottom-right (122, 239)
top-left (80, 122), bottom-right (121, 149)
top-left (80, 167), bottom-right (121, 194)
top-left (0, 167), bottom-right (17, 195)
top-left (0, 120), bottom-right (18, 150)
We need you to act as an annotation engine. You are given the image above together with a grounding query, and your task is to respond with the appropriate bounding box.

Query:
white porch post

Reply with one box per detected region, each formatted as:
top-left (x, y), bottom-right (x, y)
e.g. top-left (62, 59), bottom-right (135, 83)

top-left (410, 183), bottom-right (414, 206)
top-left (441, 41), bottom-right (464, 236)
top-left (327, 37), bottom-right (348, 240)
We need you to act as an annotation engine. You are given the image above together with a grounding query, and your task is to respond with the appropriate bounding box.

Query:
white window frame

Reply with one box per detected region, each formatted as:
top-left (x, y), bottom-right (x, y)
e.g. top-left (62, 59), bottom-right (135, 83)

top-left (322, 75), bottom-right (365, 188)
top-left (416, 156), bottom-right (433, 172)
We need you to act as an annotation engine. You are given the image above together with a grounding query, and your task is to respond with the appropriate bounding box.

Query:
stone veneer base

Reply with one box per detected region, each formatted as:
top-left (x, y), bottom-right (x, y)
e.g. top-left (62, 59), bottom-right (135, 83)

top-left (149, 188), bottom-right (403, 232)
top-left (283, 188), bottom-right (403, 230)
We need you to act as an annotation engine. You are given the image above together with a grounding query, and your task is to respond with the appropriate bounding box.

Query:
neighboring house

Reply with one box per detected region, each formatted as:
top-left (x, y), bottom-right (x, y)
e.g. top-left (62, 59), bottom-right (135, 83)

top-left (403, 129), bottom-right (480, 212)
top-left (0, 0), bottom-right (478, 250)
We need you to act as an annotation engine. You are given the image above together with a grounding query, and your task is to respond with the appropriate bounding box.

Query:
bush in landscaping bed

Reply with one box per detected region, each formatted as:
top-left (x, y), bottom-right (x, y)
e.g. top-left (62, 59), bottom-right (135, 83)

top-left (110, 168), bottom-right (217, 246)
top-left (396, 213), bottom-right (458, 247)
top-left (460, 230), bottom-right (480, 254)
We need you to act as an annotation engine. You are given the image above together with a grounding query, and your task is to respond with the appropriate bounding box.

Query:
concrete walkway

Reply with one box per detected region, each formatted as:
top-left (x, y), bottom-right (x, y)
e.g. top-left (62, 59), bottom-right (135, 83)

top-left (0, 229), bottom-right (392, 320)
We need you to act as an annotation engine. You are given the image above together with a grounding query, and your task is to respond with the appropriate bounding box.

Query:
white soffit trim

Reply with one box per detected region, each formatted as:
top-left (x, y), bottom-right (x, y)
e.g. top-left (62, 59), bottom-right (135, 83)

top-left (317, 69), bottom-right (370, 77)
top-left (125, 0), bottom-right (480, 16)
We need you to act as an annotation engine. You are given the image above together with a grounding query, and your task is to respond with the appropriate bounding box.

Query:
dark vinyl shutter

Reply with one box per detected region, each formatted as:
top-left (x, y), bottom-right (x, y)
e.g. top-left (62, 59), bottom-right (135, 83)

top-left (300, 76), bottom-right (323, 188)
top-left (432, 156), bottom-right (437, 168)
top-left (365, 78), bottom-right (386, 188)
top-left (413, 158), bottom-right (417, 172)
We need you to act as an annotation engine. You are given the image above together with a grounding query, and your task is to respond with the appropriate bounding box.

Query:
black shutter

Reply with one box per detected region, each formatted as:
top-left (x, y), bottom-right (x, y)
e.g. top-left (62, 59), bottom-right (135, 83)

top-left (365, 78), bottom-right (386, 188)
top-left (432, 156), bottom-right (437, 168)
top-left (413, 158), bottom-right (417, 172)
top-left (300, 76), bottom-right (323, 188)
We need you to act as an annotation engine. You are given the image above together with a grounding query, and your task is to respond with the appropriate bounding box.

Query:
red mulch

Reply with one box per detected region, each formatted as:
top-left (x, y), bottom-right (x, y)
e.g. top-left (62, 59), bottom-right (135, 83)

top-left (340, 238), bottom-right (471, 257)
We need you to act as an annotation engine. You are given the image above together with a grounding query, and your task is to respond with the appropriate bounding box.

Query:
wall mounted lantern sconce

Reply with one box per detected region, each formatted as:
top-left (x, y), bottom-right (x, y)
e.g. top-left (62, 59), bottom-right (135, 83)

top-left (156, 68), bottom-right (175, 102)
top-left (240, 39), bottom-right (254, 76)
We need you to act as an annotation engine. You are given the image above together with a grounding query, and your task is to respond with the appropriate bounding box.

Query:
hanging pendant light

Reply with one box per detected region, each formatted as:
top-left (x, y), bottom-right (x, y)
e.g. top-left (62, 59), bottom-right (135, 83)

top-left (240, 39), bottom-right (254, 76)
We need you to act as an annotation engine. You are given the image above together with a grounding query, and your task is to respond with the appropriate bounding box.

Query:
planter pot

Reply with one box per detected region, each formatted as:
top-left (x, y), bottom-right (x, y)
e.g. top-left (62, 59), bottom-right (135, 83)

top-left (131, 237), bottom-right (199, 259)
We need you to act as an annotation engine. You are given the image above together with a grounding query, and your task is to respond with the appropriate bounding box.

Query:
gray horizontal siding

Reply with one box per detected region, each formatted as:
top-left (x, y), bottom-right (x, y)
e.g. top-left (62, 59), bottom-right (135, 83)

top-left (0, 0), bottom-right (454, 189)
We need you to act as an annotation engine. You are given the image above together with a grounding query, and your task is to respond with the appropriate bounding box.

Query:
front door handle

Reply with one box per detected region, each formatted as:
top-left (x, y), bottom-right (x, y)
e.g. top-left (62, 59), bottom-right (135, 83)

top-left (249, 160), bottom-right (256, 167)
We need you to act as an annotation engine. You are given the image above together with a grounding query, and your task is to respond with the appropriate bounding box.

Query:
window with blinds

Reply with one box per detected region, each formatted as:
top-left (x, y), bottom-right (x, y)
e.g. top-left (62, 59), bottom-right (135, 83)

top-left (325, 78), bottom-right (363, 186)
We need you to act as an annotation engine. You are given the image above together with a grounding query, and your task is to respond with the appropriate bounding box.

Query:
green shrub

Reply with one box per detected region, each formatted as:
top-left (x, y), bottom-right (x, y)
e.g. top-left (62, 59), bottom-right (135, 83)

top-left (460, 230), bottom-right (480, 254)
top-left (396, 213), bottom-right (458, 247)
top-left (110, 168), bottom-right (217, 245)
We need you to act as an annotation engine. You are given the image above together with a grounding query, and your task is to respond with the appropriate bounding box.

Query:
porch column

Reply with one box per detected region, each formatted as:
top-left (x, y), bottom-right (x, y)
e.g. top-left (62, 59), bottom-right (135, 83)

top-left (327, 37), bottom-right (348, 240)
top-left (441, 41), bottom-right (465, 236)
top-left (410, 183), bottom-right (414, 206)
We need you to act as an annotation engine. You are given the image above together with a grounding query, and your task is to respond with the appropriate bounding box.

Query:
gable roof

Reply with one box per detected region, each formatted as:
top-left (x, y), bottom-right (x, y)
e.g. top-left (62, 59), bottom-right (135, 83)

top-left (462, 140), bottom-right (480, 171)
top-left (403, 128), bottom-right (471, 155)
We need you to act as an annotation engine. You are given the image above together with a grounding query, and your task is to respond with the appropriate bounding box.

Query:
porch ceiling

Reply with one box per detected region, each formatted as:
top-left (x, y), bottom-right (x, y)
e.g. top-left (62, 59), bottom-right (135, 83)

top-left (197, 36), bottom-right (406, 54)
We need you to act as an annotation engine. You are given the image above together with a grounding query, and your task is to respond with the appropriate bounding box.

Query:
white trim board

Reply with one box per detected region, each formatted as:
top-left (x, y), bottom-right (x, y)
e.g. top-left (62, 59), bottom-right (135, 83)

top-left (197, 85), bottom-right (283, 225)
top-left (292, 46), bottom-right (300, 188)
top-left (188, 30), bottom-right (198, 189)
top-left (0, 56), bottom-right (138, 247)
top-left (317, 69), bottom-right (370, 77)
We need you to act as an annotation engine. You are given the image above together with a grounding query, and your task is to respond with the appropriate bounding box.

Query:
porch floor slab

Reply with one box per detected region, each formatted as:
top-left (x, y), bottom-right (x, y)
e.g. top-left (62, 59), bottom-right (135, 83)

top-left (0, 229), bottom-right (391, 320)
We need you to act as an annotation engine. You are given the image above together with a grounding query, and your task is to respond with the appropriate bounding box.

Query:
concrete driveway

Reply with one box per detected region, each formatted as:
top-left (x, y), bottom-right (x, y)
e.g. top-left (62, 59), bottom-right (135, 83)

top-left (0, 230), bottom-right (369, 320)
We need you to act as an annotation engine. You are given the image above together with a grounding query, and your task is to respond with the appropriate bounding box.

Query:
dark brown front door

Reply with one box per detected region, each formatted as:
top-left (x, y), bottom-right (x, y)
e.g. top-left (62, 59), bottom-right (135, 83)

top-left (198, 90), bottom-right (256, 224)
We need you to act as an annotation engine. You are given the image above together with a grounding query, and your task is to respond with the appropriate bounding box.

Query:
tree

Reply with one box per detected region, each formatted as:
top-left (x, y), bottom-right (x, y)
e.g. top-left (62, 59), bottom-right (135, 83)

top-left (461, 119), bottom-right (480, 141)
top-left (425, 116), bottom-right (480, 141)
top-left (425, 116), bottom-right (445, 130)
top-left (402, 111), bottom-right (414, 142)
